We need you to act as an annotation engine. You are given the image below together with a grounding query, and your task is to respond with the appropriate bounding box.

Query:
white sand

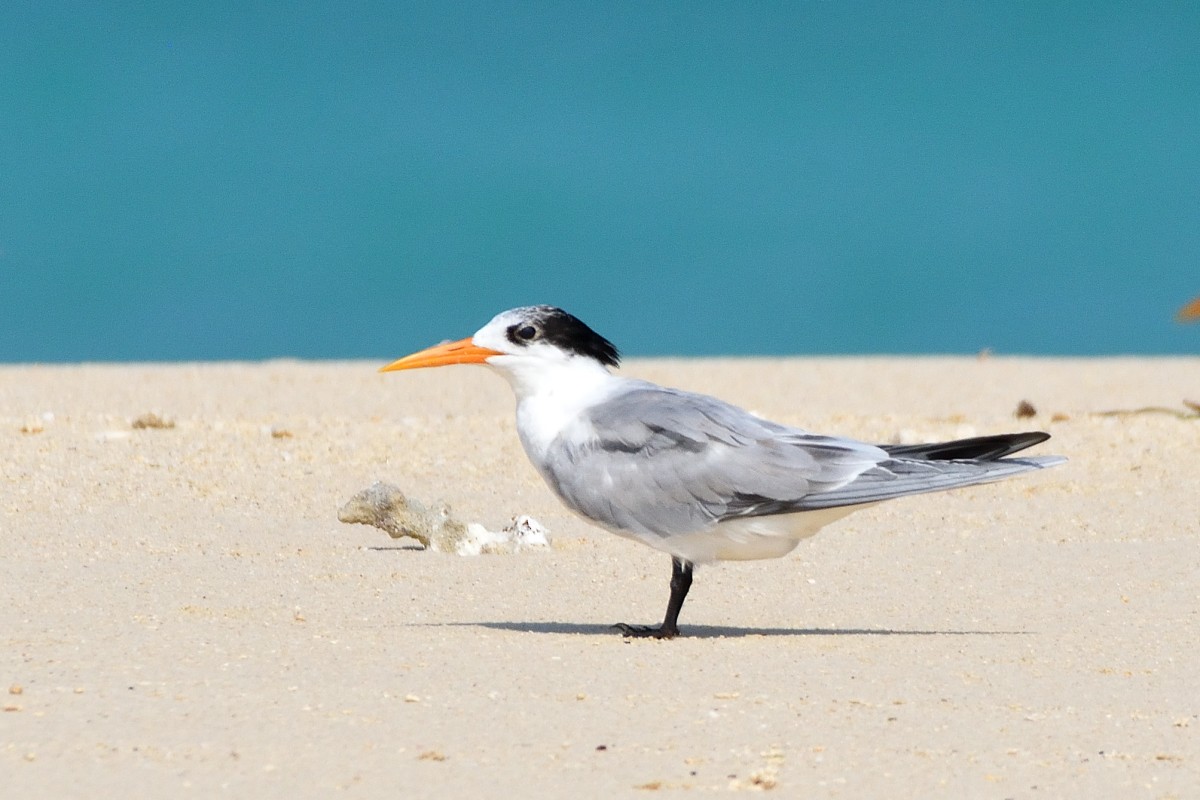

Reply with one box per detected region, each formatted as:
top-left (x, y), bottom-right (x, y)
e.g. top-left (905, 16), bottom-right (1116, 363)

top-left (2, 357), bottom-right (1198, 796)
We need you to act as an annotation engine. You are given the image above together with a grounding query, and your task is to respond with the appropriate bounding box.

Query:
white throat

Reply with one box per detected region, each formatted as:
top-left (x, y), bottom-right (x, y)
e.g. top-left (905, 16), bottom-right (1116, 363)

top-left (486, 354), bottom-right (619, 465)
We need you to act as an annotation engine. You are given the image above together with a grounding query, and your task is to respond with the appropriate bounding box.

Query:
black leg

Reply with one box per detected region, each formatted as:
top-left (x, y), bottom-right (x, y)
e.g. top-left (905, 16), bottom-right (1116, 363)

top-left (614, 557), bottom-right (693, 639)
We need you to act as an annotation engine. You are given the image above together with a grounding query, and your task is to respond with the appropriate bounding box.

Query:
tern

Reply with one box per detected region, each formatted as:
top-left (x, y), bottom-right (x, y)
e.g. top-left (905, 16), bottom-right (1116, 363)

top-left (381, 306), bottom-right (1065, 639)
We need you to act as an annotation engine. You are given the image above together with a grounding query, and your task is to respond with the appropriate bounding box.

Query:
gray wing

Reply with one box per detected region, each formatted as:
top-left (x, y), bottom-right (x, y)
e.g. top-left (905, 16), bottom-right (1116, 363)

top-left (541, 382), bottom-right (1064, 537)
top-left (541, 383), bottom-right (888, 537)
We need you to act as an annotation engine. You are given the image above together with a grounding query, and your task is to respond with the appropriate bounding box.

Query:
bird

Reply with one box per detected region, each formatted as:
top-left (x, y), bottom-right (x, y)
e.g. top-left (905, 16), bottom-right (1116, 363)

top-left (380, 305), bottom-right (1066, 639)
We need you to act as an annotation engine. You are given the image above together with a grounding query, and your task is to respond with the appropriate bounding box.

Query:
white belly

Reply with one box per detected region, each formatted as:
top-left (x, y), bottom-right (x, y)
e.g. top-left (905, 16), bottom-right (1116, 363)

top-left (629, 504), bottom-right (874, 564)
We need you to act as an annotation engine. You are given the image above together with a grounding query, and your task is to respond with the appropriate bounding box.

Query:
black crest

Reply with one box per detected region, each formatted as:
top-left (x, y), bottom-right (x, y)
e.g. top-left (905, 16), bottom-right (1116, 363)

top-left (504, 306), bottom-right (621, 367)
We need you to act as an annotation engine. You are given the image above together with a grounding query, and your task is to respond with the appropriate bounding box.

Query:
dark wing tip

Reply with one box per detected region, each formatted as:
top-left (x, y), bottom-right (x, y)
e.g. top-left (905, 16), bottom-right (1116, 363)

top-left (881, 431), bottom-right (1052, 461)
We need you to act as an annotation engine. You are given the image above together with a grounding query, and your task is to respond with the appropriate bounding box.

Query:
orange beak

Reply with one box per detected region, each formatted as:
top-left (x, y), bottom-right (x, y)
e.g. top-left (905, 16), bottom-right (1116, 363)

top-left (379, 337), bottom-right (504, 372)
top-left (1177, 297), bottom-right (1200, 323)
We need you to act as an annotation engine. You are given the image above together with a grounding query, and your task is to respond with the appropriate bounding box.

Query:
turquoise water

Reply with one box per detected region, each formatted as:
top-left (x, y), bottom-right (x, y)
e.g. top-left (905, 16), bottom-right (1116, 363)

top-left (2, 3), bottom-right (1197, 362)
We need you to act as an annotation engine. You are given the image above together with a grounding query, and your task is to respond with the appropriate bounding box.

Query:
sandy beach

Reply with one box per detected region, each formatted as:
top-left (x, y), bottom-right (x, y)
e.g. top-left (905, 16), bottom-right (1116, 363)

top-left (2, 357), bottom-right (1198, 797)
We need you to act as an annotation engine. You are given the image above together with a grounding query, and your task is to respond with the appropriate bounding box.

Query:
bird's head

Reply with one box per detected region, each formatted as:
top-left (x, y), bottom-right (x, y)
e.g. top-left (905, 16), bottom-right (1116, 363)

top-left (381, 306), bottom-right (620, 393)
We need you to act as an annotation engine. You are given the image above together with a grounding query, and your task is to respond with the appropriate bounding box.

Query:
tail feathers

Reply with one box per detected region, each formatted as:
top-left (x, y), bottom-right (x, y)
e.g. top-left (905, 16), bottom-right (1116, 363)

top-left (793, 451), bottom-right (1066, 511)
top-left (723, 431), bottom-right (1065, 520)
top-left (881, 431), bottom-right (1051, 461)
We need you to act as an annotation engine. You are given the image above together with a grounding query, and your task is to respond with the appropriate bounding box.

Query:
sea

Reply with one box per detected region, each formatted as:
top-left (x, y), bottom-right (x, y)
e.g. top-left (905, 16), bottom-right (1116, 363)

top-left (2, 3), bottom-right (1197, 362)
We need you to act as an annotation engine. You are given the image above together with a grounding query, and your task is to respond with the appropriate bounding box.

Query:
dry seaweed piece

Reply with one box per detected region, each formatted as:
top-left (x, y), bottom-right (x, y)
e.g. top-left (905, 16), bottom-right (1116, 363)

top-left (1014, 400), bottom-right (1037, 419)
top-left (131, 413), bottom-right (175, 430)
top-left (1091, 401), bottom-right (1200, 420)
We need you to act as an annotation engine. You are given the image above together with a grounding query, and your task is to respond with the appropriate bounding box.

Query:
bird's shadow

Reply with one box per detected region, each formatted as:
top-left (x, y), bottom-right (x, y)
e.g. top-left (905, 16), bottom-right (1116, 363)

top-left (432, 621), bottom-right (1028, 639)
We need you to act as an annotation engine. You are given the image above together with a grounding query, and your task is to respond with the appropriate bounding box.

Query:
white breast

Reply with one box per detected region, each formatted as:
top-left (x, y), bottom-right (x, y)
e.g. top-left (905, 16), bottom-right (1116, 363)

top-left (498, 360), bottom-right (626, 466)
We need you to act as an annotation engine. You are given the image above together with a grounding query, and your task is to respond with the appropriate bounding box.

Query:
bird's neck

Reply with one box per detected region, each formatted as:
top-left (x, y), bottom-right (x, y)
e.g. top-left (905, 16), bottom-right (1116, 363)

top-left (489, 353), bottom-right (611, 401)
top-left (492, 356), bottom-right (618, 464)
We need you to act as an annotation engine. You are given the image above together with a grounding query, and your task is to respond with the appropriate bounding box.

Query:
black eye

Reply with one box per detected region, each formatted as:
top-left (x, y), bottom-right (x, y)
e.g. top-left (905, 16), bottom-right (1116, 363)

top-left (516, 325), bottom-right (537, 341)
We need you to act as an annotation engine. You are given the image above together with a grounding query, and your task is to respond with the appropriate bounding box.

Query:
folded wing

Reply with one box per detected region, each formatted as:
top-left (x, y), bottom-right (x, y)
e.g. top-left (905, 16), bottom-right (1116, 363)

top-left (540, 382), bottom-right (1064, 539)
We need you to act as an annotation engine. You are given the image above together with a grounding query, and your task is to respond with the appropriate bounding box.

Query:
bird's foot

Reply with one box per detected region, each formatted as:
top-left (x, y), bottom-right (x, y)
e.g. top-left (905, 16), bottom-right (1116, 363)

top-left (612, 622), bottom-right (679, 640)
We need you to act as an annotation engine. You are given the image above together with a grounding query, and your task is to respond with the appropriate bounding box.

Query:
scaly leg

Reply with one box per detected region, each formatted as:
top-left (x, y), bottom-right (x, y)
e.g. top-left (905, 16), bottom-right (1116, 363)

top-left (614, 558), bottom-right (693, 639)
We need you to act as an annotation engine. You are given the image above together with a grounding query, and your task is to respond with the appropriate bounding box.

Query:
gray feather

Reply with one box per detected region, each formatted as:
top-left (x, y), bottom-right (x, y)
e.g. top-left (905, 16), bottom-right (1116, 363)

top-left (543, 383), bottom-right (883, 536)
top-left (784, 454), bottom-right (1066, 511)
top-left (539, 381), bottom-right (1064, 538)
